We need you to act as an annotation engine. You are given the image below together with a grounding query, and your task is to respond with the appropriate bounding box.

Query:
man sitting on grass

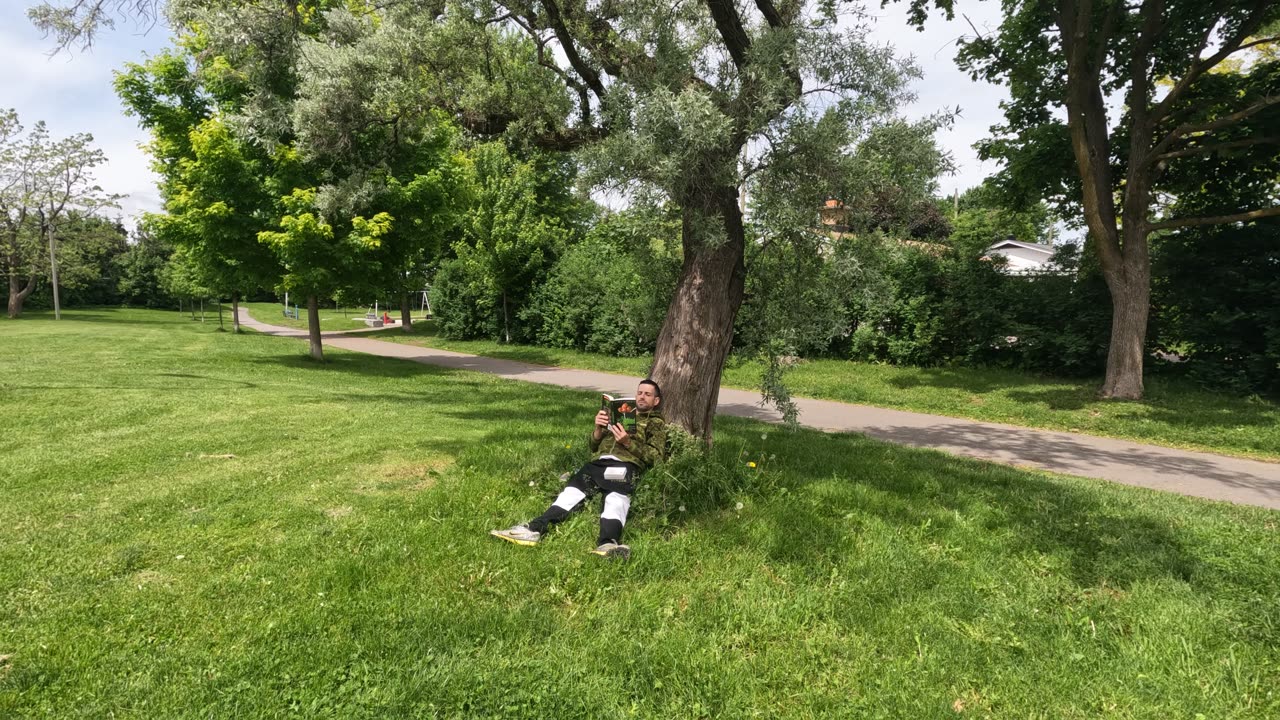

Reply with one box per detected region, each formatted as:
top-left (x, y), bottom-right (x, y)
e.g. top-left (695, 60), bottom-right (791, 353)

top-left (491, 378), bottom-right (668, 560)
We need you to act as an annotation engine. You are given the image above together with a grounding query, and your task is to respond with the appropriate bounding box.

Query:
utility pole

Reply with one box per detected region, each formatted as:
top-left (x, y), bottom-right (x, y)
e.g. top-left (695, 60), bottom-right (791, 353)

top-left (47, 219), bottom-right (61, 320)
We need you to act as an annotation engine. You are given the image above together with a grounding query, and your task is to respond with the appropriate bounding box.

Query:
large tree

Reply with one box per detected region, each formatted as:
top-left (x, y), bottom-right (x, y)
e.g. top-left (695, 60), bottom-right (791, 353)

top-left (901, 0), bottom-right (1280, 399)
top-left (424, 1), bottom-right (915, 438)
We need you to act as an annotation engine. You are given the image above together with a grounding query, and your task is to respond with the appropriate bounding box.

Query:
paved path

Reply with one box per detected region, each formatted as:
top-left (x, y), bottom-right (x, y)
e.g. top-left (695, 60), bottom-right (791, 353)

top-left (238, 309), bottom-right (1280, 511)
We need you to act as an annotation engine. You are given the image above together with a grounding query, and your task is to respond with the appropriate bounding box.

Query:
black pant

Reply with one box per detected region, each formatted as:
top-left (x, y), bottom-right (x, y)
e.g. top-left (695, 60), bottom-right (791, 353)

top-left (528, 460), bottom-right (638, 544)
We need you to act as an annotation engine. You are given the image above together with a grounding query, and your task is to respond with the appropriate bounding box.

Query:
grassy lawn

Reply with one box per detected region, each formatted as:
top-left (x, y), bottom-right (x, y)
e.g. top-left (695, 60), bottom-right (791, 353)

top-left (240, 301), bottom-right (381, 332)
top-left (330, 317), bottom-right (1280, 462)
top-left (2, 308), bottom-right (1279, 717)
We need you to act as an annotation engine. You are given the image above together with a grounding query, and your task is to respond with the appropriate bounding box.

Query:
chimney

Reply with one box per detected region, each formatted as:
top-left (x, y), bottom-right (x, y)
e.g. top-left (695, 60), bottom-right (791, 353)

top-left (819, 196), bottom-right (848, 231)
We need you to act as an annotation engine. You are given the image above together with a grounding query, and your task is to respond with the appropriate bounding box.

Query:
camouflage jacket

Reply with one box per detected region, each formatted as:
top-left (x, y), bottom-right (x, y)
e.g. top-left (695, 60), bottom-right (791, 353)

top-left (589, 408), bottom-right (667, 472)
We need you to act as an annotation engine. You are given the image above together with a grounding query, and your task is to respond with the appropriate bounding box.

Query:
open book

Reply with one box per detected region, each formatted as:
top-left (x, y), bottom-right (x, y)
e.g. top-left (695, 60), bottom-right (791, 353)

top-left (601, 394), bottom-right (637, 433)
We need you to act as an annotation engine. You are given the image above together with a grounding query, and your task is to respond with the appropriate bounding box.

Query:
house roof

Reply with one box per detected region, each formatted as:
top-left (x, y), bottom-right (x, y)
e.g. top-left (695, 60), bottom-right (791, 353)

top-left (986, 239), bottom-right (1055, 254)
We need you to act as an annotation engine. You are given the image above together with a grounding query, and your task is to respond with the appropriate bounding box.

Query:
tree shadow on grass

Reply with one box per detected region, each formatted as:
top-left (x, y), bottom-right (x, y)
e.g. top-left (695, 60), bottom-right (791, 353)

top-left (694, 419), bottom-right (1214, 593)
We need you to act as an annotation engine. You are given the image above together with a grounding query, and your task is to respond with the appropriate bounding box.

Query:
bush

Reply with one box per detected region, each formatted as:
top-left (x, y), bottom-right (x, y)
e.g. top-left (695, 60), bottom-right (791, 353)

top-left (993, 243), bottom-right (1111, 376)
top-left (1153, 222), bottom-right (1280, 395)
top-left (831, 235), bottom-right (1009, 366)
top-left (523, 209), bottom-right (679, 355)
top-left (523, 240), bottom-right (656, 355)
top-left (430, 256), bottom-right (500, 340)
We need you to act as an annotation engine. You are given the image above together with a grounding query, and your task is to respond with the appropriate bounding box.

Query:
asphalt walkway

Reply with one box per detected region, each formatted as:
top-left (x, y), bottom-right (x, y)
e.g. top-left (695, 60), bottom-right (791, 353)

top-left (238, 308), bottom-right (1280, 511)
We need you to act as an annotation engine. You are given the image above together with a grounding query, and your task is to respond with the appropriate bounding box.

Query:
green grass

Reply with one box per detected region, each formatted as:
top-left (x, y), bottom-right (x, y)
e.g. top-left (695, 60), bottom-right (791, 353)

top-left (333, 316), bottom-right (1280, 462)
top-left (2, 308), bottom-right (1279, 717)
top-left (240, 301), bottom-right (383, 332)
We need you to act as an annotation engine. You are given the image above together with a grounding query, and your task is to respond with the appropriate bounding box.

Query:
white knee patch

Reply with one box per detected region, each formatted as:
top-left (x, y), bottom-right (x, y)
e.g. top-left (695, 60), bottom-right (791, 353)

top-left (552, 486), bottom-right (587, 511)
top-left (601, 492), bottom-right (632, 525)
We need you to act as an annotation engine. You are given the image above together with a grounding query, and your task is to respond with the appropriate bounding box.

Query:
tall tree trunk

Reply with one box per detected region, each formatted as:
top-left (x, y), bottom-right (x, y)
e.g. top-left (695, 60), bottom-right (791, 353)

top-left (400, 292), bottom-right (412, 332)
top-left (232, 293), bottom-right (241, 333)
top-left (1099, 223), bottom-right (1151, 399)
top-left (8, 271), bottom-right (37, 318)
top-left (217, 299), bottom-right (224, 329)
top-left (48, 228), bottom-right (61, 320)
top-left (650, 187), bottom-right (747, 441)
top-left (307, 294), bottom-right (324, 361)
top-left (1061, 5), bottom-right (1151, 401)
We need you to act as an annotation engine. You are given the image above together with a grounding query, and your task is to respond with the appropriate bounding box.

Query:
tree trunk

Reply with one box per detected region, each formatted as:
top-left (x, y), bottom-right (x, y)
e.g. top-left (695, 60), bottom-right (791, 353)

top-left (400, 292), bottom-right (412, 332)
top-left (307, 294), bottom-right (324, 361)
top-left (8, 271), bottom-right (36, 319)
top-left (217, 299), bottom-right (224, 329)
top-left (1099, 224), bottom-right (1151, 399)
top-left (502, 292), bottom-right (511, 343)
top-left (650, 187), bottom-right (747, 441)
top-left (232, 294), bottom-right (241, 333)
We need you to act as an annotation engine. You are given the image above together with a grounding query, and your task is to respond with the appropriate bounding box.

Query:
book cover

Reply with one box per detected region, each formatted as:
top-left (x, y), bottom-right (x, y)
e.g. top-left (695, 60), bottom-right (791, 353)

top-left (601, 393), bottom-right (637, 434)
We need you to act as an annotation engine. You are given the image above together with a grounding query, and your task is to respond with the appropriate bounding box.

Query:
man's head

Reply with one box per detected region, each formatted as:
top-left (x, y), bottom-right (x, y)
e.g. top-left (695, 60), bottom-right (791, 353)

top-left (635, 378), bottom-right (662, 412)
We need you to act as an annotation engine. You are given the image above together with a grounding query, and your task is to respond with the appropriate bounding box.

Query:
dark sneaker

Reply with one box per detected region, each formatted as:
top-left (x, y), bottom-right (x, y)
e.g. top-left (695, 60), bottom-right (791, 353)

top-left (490, 524), bottom-right (541, 546)
top-left (591, 542), bottom-right (631, 560)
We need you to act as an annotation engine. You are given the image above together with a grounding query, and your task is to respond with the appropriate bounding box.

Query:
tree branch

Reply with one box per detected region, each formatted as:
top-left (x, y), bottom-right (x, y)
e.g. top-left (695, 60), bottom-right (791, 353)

top-left (1092, 0), bottom-right (1124, 79)
top-left (1148, 205), bottom-right (1280, 231)
top-left (1150, 94), bottom-right (1280, 159)
top-left (754, 0), bottom-right (789, 29)
top-left (1151, 0), bottom-right (1272, 122)
top-left (705, 0), bottom-right (752, 69)
top-left (1235, 34), bottom-right (1280, 53)
top-left (540, 0), bottom-right (607, 100)
top-left (1154, 135), bottom-right (1280, 161)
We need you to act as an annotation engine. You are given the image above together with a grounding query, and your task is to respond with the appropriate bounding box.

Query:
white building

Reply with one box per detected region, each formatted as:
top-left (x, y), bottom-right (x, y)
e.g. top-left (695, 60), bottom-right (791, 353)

top-left (984, 238), bottom-right (1057, 275)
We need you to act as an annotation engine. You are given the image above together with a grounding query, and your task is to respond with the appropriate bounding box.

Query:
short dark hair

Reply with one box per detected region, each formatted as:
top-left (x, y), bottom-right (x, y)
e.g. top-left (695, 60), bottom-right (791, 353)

top-left (640, 378), bottom-right (662, 399)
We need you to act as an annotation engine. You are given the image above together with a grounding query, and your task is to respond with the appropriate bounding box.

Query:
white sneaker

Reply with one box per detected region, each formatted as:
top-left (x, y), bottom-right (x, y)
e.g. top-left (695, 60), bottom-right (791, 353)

top-left (591, 542), bottom-right (631, 560)
top-left (490, 524), bottom-right (541, 546)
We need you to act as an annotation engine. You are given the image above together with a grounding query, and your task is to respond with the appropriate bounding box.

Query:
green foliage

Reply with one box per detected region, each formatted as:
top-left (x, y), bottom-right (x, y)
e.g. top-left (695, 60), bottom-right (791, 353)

top-left (114, 226), bottom-right (175, 307)
top-left (433, 142), bottom-right (578, 343)
top-left (525, 208), bottom-right (680, 356)
top-left (430, 254), bottom-right (499, 340)
top-left (949, 182), bottom-right (1055, 255)
top-left (158, 245), bottom-right (213, 302)
top-left (257, 188), bottom-right (379, 298)
top-left (1154, 223), bottom-right (1280, 396)
top-left (839, 118), bottom-right (956, 240)
top-left (992, 244), bottom-right (1112, 376)
top-left (737, 233), bottom-right (847, 359)
top-left (0, 109), bottom-right (121, 316)
top-left (828, 237), bottom-right (1001, 366)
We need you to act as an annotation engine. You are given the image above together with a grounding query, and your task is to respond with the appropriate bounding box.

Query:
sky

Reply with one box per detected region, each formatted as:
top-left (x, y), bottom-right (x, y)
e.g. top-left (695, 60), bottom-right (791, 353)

top-left (0, 1), bottom-right (1009, 230)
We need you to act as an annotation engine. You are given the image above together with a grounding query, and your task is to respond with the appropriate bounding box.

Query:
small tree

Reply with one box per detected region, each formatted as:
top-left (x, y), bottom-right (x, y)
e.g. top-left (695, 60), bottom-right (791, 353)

top-left (258, 188), bottom-right (386, 360)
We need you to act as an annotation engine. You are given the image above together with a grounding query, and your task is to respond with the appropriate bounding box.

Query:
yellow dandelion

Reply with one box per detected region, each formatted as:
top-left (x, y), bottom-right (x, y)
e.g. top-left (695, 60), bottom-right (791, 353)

top-left (747, 461), bottom-right (757, 468)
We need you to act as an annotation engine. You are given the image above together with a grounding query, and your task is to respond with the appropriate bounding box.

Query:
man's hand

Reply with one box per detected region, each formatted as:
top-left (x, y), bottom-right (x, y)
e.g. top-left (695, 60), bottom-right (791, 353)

top-left (593, 409), bottom-right (610, 440)
top-left (608, 422), bottom-right (632, 447)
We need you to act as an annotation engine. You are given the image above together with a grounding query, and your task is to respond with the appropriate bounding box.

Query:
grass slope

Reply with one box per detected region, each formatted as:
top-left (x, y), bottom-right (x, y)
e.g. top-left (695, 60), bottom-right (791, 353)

top-left (3, 308), bottom-right (1278, 718)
